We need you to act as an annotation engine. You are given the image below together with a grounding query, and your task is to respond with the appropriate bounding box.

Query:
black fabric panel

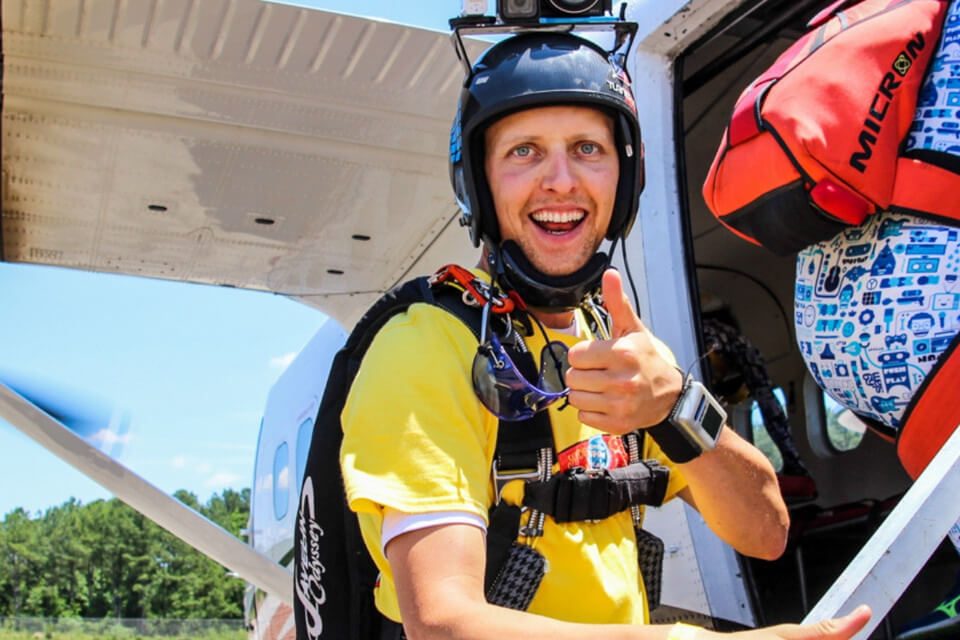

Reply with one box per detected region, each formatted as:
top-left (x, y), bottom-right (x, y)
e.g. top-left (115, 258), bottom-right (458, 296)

top-left (904, 148), bottom-right (960, 175)
top-left (495, 409), bottom-right (553, 462)
top-left (721, 181), bottom-right (850, 255)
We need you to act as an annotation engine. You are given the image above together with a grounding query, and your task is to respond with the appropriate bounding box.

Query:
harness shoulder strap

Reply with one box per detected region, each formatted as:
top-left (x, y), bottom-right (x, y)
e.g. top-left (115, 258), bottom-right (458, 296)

top-left (296, 274), bottom-right (490, 640)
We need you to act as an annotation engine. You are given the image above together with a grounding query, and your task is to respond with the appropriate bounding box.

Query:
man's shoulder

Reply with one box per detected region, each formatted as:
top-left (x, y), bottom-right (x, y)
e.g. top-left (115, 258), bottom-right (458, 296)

top-left (343, 284), bottom-right (488, 425)
top-left (361, 270), bottom-right (487, 345)
top-left (354, 291), bottom-right (481, 375)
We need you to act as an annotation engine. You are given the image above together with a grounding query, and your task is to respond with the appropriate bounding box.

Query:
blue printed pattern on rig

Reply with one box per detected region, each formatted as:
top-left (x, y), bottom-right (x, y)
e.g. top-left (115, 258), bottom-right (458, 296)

top-left (905, 1), bottom-right (960, 154)
top-left (795, 215), bottom-right (960, 429)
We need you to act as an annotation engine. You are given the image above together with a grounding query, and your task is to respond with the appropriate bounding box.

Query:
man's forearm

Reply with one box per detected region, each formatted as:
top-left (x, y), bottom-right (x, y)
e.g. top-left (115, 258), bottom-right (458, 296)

top-left (677, 426), bottom-right (789, 560)
top-left (388, 524), bottom-right (679, 640)
top-left (399, 596), bottom-right (677, 640)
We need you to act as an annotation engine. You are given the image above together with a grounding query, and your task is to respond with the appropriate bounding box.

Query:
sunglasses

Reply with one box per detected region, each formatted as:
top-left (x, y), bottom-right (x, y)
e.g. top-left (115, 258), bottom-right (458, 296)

top-left (471, 303), bottom-right (570, 421)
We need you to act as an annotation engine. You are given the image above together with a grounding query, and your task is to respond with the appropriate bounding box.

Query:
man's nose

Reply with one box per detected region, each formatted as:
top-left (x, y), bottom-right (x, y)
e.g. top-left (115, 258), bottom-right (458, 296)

top-left (540, 152), bottom-right (577, 194)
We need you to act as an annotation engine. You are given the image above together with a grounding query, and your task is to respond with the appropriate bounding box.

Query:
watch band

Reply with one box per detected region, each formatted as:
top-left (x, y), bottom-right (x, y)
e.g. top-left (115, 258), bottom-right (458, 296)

top-left (648, 418), bottom-right (703, 463)
top-left (648, 375), bottom-right (702, 463)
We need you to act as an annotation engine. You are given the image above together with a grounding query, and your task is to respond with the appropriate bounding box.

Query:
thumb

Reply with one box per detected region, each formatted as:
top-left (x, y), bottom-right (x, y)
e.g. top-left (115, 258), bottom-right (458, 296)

top-left (601, 269), bottom-right (642, 338)
top-left (778, 605), bottom-right (872, 640)
top-left (810, 605), bottom-right (872, 639)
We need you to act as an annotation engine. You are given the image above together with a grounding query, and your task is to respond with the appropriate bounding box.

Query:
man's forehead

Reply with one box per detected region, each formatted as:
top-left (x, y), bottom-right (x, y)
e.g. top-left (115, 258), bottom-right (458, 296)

top-left (485, 105), bottom-right (614, 143)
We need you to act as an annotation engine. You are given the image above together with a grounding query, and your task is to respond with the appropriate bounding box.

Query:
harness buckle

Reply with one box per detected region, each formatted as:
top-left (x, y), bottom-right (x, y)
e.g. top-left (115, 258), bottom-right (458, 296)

top-left (494, 448), bottom-right (553, 539)
top-left (492, 459), bottom-right (541, 506)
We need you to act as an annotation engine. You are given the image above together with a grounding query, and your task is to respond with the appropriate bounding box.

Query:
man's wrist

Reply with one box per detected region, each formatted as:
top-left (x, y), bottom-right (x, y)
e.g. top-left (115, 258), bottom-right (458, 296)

top-left (647, 376), bottom-right (726, 463)
top-left (661, 365), bottom-right (685, 423)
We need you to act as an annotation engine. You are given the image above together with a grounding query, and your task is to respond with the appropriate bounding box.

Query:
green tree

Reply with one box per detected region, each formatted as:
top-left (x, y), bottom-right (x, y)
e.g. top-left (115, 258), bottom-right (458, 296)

top-left (0, 508), bottom-right (43, 616)
top-left (0, 488), bottom-right (252, 619)
top-left (27, 499), bottom-right (92, 616)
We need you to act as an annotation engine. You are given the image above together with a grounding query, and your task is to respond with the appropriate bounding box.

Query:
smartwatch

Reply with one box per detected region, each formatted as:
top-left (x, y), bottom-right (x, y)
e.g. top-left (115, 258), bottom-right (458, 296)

top-left (648, 375), bottom-right (727, 463)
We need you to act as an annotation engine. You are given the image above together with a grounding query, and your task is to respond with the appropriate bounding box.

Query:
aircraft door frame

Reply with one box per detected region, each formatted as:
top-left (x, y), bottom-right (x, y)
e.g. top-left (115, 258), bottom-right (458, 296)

top-left (618, 0), bottom-right (756, 628)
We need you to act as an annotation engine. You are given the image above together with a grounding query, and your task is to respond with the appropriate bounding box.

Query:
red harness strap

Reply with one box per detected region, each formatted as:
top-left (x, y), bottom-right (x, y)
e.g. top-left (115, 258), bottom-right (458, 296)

top-left (428, 264), bottom-right (517, 314)
top-left (897, 333), bottom-right (960, 479)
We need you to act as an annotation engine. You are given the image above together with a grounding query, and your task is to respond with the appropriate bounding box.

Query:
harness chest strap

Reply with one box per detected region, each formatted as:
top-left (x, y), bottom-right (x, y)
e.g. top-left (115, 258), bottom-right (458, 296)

top-left (521, 459), bottom-right (670, 523)
top-left (485, 420), bottom-right (671, 611)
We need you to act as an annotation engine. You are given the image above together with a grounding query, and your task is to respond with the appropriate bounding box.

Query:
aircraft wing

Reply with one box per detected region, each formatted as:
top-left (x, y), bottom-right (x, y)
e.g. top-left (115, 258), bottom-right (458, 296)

top-left (1, 0), bottom-right (484, 328)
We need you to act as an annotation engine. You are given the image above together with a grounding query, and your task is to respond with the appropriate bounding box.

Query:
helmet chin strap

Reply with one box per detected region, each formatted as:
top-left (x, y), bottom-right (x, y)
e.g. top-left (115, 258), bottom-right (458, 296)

top-left (490, 239), bottom-right (617, 311)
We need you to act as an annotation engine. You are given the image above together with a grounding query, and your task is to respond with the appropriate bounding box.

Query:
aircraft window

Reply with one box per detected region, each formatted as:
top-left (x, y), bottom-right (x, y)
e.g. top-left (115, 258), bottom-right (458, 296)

top-left (803, 374), bottom-right (870, 457)
top-left (273, 442), bottom-right (290, 520)
top-left (296, 418), bottom-right (313, 490)
top-left (823, 392), bottom-right (867, 452)
top-left (749, 387), bottom-right (785, 473)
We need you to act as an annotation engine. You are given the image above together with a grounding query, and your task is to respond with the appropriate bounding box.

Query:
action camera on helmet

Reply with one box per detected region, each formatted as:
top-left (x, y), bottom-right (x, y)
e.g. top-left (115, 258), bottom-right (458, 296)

top-left (456, 0), bottom-right (621, 29)
top-left (496, 0), bottom-right (613, 22)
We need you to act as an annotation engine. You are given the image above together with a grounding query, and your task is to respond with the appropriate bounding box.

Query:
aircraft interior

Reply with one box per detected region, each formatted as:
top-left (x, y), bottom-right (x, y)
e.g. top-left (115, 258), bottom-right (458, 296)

top-left (678, 1), bottom-right (960, 635)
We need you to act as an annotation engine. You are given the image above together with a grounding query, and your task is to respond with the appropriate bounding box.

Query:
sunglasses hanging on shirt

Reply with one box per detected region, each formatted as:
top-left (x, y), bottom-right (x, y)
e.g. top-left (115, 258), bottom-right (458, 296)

top-left (471, 301), bottom-right (571, 421)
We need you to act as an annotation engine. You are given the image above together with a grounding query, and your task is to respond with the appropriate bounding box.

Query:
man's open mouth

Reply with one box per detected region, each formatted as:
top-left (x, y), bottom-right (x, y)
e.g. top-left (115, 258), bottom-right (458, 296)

top-left (530, 209), bottom-right (586, 235)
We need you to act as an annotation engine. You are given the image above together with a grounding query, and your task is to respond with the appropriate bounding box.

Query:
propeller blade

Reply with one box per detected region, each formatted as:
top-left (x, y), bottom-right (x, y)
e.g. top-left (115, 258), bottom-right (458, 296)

top-left (0, 369), bottom-right (131, 456)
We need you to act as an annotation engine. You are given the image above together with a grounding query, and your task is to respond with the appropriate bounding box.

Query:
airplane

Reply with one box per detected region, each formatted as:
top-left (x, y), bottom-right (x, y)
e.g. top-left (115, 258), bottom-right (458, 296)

top-left (1, 1), bottom-right (958, 639)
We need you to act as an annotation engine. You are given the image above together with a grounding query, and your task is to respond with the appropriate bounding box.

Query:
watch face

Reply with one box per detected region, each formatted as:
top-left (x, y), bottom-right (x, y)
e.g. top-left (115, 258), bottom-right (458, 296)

top-left (700, 404), bottom-right (725, 438)
top-left (673, 380), bottom-right (726, 451)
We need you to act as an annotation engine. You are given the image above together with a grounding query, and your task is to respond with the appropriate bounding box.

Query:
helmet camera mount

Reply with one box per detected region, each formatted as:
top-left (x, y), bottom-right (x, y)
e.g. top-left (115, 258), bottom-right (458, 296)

top-left (449, 2), bottom-right (637, 84)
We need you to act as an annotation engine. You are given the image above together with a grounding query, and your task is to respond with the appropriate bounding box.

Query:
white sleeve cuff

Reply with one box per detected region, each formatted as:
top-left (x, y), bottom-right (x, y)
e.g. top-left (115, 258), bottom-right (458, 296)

top-left (381, 508), bottom-right (487, 552)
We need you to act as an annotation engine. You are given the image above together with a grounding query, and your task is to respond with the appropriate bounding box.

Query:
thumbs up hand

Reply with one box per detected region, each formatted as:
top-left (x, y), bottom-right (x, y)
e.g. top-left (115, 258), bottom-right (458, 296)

top-left (565, 269), bottom-right (684, 435)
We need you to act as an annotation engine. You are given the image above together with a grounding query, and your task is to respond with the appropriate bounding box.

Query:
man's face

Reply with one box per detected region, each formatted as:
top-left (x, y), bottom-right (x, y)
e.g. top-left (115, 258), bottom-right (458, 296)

top-left (484, 105), bottom-right (618, 276)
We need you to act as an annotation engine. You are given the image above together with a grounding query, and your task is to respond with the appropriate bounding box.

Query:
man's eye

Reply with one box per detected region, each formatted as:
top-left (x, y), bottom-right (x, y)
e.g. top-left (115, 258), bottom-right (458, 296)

top-left (579, 142), bottom-right (599, 155)
top-left (512, 145), bottom-right (532, 157)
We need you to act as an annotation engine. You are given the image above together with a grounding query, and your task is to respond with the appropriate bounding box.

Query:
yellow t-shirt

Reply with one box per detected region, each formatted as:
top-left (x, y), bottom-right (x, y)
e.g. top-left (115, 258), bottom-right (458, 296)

top-left (340, 287), bottom-right (687, 625)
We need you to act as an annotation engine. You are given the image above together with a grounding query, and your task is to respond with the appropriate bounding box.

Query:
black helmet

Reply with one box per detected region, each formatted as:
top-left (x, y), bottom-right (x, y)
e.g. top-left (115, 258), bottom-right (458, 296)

top-left (449, 31), bottom-right (644, 249)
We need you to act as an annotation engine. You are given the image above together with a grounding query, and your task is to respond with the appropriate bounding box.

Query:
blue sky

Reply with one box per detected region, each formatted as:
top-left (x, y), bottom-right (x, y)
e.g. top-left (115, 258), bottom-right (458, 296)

top-left (0, 0), bottom-right (463, 517)
top-left (0, 264), bottom-right (326, 515)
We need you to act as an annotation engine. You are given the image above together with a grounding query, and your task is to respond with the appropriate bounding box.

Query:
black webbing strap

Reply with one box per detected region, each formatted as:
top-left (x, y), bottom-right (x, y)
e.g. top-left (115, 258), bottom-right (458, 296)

top-left (483, 502), bottom-right (524, 592)
top-left (342, 275), bottom-right (526, 601)
top-left (521, 460), bottom-right (670, 523)
top-left (495, 405), bottom-right (554, 469)
top-left (483, 350), bottom-right (554, 594)
top-left (484, 399), bottom-right (553, 594)
top-left (372, 277), bottom-right (547, 599)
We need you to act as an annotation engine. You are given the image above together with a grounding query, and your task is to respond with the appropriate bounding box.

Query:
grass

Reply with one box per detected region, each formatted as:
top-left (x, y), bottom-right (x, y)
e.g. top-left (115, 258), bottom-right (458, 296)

top-left (0, 621), bottom-right (247, 640)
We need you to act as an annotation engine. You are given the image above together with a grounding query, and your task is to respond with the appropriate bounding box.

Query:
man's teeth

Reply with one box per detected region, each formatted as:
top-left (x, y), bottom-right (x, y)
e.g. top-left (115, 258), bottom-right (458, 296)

top-left (531, 210), bottom-right (585, 223)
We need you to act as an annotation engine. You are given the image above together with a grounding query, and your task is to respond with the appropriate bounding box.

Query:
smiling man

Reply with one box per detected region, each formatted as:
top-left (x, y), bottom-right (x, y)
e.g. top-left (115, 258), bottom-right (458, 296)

top-left (303, 32), bottom-right (872, 640)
